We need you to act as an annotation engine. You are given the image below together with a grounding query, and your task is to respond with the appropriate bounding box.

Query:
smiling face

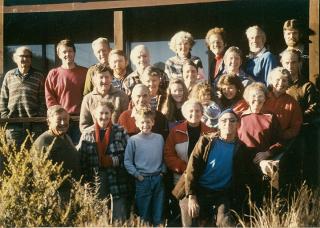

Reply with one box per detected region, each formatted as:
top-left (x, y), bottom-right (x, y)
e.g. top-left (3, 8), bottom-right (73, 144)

top-left (92, 71), bottom-right (113, 95)
top-left (93, 42), bottom-right (110, 64)
top-left (182, 64), bottom-right (198, 87)
top-left (284, 29), bottom-right (300, 48)
top-left (48, 111), bottom-right (70, 136)
top-left (93, 105), bottom-right (112, 129)
top-left (221, 84), bottom-right (237, 100)
top-left (184, 103), bottom-right (203, 125)
top-left (224, 51), bottom-right (242, 74)
top-left (247, 30), bottom-right (265, 54)
top-left (176, 39), bottom-right (191, 58)
top-left (247, 89), bottom-right (266, 113)
top-left (109, 54), bottom-right (127, 76)
top-left (208, 34), bottom-right (225, 56)
top-left (136, 116), bottom-right (154, 134)
top-left (14, 48), bottom-right (32, 72)
top-left (132, 48), bottom-right (150, 71)
top-left (170, 83), bottom-right (184, 103)
top-left (271, 73), bottom-right (289, 96)
top-left (132, 87), bottom-right (151, 109)
top-left (141, 75), bottom-right (160, 96)
top-left (58, 45), bottom-right (75, 65)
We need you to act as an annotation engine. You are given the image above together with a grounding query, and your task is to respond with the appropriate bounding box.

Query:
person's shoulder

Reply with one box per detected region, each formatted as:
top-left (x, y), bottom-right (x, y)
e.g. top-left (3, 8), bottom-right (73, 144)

top-left (33, 131), bottom-right (54, 147)
top-left (76, 65), bottom-right (88, 70)
top-left (166, 56), bottom-right (177, 64)
top-left (262, 50), bottom-right (276, 59)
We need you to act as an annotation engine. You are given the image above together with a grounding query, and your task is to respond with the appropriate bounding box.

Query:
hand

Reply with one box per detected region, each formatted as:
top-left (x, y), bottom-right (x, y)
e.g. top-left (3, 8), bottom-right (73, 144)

top-left (253, 151), bottom-right (272, 164)
top-left (137, 175), bottom-right (144, 181)
top-left (188, 195), bottom-right (199, 218)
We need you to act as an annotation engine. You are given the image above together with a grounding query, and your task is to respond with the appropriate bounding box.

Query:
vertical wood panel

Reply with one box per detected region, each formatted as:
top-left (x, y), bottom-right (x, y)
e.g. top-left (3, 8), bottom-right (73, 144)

top-left (0, 0), bottom-right (4, 76)
top-left (114, 11), bottom-right (124, 51)
top-left (309, 0), bottom-right (319, 83)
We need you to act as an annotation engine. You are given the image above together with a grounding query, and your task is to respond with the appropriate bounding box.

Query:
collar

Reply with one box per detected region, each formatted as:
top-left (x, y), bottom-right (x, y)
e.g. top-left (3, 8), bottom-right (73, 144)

top-left (14, 67), bottom-right (33, 77)
top-left (248, 47), bottom-right (267, 59)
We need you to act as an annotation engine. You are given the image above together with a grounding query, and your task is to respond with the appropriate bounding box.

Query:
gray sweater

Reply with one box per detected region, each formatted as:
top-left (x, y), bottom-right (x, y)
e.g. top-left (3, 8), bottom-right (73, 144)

top-left (124, 132), bottom-right (166, 177)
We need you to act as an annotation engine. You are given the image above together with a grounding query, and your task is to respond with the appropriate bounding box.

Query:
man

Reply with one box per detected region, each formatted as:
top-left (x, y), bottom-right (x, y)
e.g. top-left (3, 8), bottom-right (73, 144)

top-left (32, 105), bottom-right (81, 200)
top-left (118, 84), bottom-right (168, 139)
top-left (83, 37), bottom-right (111, 96)
top-left (45, 39), bottom-right (87, 144)
top-left (244, 25), bottom-right (277, 85)
top-left (123, 45), bottom-right (168, 97)
top-left (281, 19), bottom-right (309, 81)
top-left (205, 27), bottom-right (227, 88)
top-left (79, 64), bottom-right (129, 132)
top-left (0, 46), bottom-right (46, 148)
top-left (108, 49), bottom-right (131, 91)
top-left (185, 109), bottom-right (246, 226)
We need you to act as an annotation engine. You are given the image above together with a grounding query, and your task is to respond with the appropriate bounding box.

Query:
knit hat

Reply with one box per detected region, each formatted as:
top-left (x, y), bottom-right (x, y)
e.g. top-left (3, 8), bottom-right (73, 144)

top-left (217, 108), bottom-right (239, 121)
top-left (202, 102), bottom-right (221, 128)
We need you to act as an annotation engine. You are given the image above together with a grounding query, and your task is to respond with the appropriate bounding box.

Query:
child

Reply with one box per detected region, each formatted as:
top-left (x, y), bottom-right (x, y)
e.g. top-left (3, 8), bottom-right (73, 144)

top-left (124, 108), bottom-right (166, 226)
top-left (161, 79), bottom-right (188, 129)
top-left (140, 66), bottom-right (166, 111)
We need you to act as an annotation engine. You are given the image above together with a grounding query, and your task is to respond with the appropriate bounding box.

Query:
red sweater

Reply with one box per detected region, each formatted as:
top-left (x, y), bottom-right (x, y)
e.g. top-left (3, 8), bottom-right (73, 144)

top-left (45, 66), bottom-right (87, 114)
top-left (263, 92), bottom-right (302, 140)
top-left (238, 109), bottom-right (282, 156)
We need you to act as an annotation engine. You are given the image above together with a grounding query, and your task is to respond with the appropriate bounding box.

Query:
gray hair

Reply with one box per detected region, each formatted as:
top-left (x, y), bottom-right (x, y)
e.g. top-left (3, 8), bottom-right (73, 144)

top-left (92, 37), bottom-right (110, 50)
top-left (169, 31), bottom-right (195, 53)
top-left (246, 25), bottom-right (266, 44)
top-left (47, 105), bottom-right (69, 119)
top-left (13, 46), bottom-right (32, 58)
top-left (267, 67), bottom-right (292, 87)
top-left (181, 99), bottom-right (203, 119)
top-left (243, 82), bottom-right (268, 103)
top-left (130, 44), bottom-right (150, 63)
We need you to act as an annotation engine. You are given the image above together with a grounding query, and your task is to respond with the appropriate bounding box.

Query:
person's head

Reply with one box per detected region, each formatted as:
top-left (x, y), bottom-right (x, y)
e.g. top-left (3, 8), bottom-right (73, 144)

top-left (169, 31), bottom-right (195, 58)
top-left (280, 49), bottom-right (301, 81)
top-left (47, 105), bottom-right (70, 136)
top-left (134, 108), bottom-right (155, 134)
top-left (223, 46), bottom-right (243, 74)
top-left (141, 66), bottom-right (161, 96)
top-left (246, 25), bottom-right (266, 54)
top-left (283, 19), bottom-right (301, 48)
top-left (108, 49), bottom-right (128, 76)
top-left (92, 37), bottom-right (111, 64)
top-left (13, 46), bottom-right (32, 71)
top-left (167, 79), bottom-right (189, 104)
top-left (217, 73), bottom-right (244, 101)
top-left (217, 109), bottom-right (238, 141)
top-left (92, 64), bottom-right (113, 95)
top-left (190, 82), bottom-right (212, 106)
top-left (181, 99), bottom-right (204, 126)
top-left (182, 60), bottom-right (198, 88)
top-left (132, 84), bottom-right (151, 109)
top-left (267, 67), bottom-right (291, 96)
top-left (205, 27), bottom-right (227, 56)
top-left (93, 101), bottom-right (114, 129)
top-left (56, 39), bottom-right (76, 65)
top-left (130, 45), bottom-right (151, 71)
top-left (243, 82), bottom-right (268, 113)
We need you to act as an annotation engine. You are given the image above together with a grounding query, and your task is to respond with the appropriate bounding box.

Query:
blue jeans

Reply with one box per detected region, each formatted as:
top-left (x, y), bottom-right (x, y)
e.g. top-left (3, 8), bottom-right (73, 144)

top-left (135, 174), bottom-right (164, 226)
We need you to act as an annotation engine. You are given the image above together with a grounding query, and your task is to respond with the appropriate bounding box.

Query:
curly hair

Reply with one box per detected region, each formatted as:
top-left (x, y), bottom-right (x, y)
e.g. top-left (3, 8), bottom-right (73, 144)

top-left (169, 31), bottom-right (195, 53)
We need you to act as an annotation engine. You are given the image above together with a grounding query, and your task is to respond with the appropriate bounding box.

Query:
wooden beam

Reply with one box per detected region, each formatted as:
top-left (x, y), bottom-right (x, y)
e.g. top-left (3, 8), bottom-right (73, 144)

top-left (309, 0), bottom-right (319, 84)
top-left (4, 0), bottom-right (231, 14)
top-left (0, 116), bottom-right (79, 123)
top-left (0, 0), bottom-right (3, 75)
top-left (114, 11), bottom-right (124, 51)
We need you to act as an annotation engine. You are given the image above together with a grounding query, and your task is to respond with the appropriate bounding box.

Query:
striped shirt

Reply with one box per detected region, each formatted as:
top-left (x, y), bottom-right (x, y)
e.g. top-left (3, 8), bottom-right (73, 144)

top-left (0, 68), bottom-right (46, 118)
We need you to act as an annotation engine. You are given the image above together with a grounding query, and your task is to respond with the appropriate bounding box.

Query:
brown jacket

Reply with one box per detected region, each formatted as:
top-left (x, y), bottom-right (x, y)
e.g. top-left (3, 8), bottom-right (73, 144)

top-left (185, 132), bottom-right (246, 196)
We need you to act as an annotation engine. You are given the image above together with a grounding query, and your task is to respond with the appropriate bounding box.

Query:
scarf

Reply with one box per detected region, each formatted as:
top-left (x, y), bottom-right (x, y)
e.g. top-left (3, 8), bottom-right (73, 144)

top-left (95, 121), bottom-right (112, 167)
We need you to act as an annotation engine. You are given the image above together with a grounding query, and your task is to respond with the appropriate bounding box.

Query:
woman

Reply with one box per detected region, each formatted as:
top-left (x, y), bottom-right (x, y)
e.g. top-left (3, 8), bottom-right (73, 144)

top-left (216, 73), bottom-right (244, 111)
top-left (165, 31), bottom-right (205, 80)
top-left (237, 82), bottom-right (283, 205)
top-left (189, 82), bottom-right (221, 128)
top-left (164, 99), bottom-right (215, 227)
top-left (78, 101), bottom-right (130, 221)
top-left (161, 79), bottom-right (188, 129)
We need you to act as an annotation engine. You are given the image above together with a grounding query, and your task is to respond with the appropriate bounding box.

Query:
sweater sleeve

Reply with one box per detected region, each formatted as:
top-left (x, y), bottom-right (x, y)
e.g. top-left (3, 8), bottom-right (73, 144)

top-left (124, 138), bottom-right (140, 177)
top-left (282, 100), bottom-right (303, 140)
top-left (83, 66), bottom-right (94, 96)
top-left (79, 95), bottom-right (93, 133)
top-left (164, 130), bottom-right (187, 174)
top-left (45, 70), bottom-right (59, 107)
top-left (0, 74), bottom-right (10, 118)
top-left (264, 53), bottom-right (278, 85)
top-left (38, 73), bottom-right (47, 117)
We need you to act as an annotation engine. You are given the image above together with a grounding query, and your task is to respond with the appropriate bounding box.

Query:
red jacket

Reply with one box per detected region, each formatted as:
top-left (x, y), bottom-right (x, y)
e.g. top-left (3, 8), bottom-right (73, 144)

top-left (263, 92), bottom-right (302, 140)
top-left (164, 121), bottom-right (215, 176)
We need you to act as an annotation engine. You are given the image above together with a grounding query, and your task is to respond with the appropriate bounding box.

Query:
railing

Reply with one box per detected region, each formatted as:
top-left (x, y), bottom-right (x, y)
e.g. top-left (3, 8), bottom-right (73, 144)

top-left (0, 116), bottom-right (80, 124)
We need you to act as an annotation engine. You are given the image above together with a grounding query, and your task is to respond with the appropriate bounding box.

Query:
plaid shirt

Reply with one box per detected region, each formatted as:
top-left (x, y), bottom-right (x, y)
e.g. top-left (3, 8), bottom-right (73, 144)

top-left (77, 124), bottom-right (130, 198)
top-left (122, 68), bottom-right (169, 97)
top-left (165, 55), bottom-right (203, 80)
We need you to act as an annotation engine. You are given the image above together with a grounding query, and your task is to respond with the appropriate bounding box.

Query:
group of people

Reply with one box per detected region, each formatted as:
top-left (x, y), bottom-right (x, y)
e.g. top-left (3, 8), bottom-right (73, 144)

top-left (0, 18), bottom-right (319, 226)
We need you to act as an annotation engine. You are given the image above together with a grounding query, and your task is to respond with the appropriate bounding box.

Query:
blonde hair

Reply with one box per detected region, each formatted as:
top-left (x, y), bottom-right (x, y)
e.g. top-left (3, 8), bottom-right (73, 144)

top-left (189, 82), bottom-right (212, 103)
top-left (169, 31), bottom-right (195, 52)
top-left (91, 37), bottom-right (110, 50)
top-left (205, 27), bottom-right (227, 47)
top-left (267, 67), bottom-right (292, 87)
